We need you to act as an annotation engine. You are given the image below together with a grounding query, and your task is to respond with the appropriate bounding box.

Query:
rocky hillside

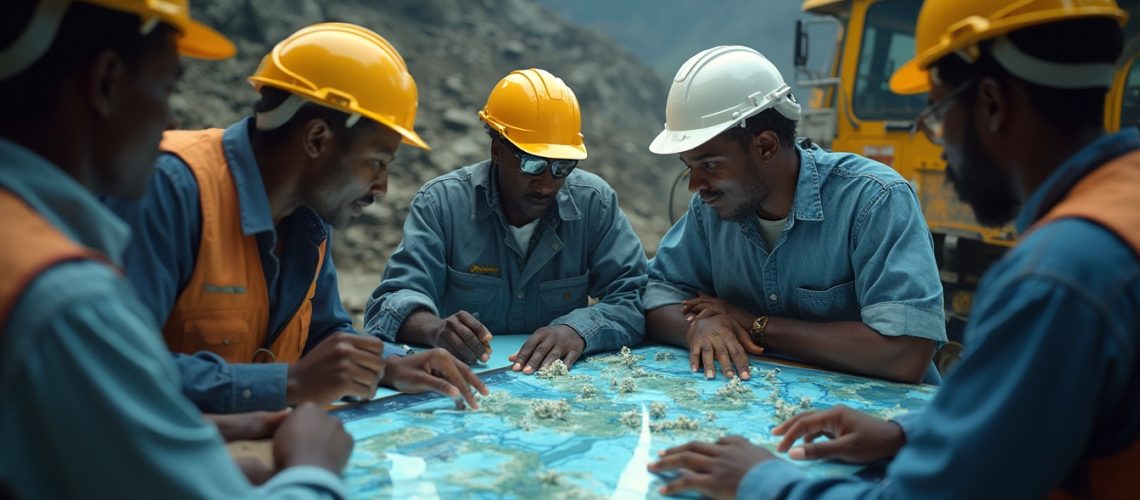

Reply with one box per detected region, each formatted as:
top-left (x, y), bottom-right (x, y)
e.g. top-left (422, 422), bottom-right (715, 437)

top-left (176, 0), bottom-right (675, 318)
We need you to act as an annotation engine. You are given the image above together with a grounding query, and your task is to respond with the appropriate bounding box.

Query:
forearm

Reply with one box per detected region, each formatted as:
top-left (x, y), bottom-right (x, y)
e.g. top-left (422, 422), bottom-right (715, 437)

top-left (395, 309), bottom-right (442, 346)
top-left (764, 317), bottom-right (935, 383)
top-left (646, 305), bottom-right (690, 347)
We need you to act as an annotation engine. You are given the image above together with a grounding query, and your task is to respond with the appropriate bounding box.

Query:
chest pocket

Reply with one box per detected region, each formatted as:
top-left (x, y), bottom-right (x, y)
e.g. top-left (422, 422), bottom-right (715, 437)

top-left (444, 265), bottom-right (504, 319)
top-left (539, 273), bottom-right (590, 320)
top-left (794, 280), bottom-right (859, 321)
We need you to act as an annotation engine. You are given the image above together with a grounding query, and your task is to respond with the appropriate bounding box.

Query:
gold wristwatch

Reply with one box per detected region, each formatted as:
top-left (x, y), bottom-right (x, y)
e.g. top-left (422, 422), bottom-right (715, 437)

top-left (750, 316), bottom-right (769, 347)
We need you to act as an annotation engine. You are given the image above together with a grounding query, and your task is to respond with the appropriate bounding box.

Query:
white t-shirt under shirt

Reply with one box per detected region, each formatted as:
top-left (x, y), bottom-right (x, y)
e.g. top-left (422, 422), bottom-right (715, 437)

top-left (757, 215), bottom-right (787, 250)
top-left (509, 219), bottom-right (541, 255)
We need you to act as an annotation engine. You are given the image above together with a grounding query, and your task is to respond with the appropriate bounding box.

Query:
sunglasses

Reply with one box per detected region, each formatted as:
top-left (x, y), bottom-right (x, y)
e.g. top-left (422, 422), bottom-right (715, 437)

top-left (912, 78), bottom-right (977, 146)
top-left (501, 139), bottom-right (577, 179)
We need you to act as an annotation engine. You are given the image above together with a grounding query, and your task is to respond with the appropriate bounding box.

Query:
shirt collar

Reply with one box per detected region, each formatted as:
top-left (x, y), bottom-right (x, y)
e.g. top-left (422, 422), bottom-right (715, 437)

top-left (791, 143), bottom-right (825, 222)
top-left (0, 138), bottom-right (131, 265)
top-left (470, 159), bottom-right (582, 222)
top-left (223, 118), bottom-right (276, 235)
top-left (1015, 128), bottom-right (1140, 232)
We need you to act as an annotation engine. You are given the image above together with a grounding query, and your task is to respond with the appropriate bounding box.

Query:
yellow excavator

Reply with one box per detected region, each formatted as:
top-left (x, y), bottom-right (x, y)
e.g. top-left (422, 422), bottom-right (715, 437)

top-left (792, 0), bottom-right (1140, 371)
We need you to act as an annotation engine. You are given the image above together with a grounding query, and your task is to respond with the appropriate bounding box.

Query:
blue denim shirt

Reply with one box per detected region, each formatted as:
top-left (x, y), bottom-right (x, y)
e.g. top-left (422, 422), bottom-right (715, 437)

top-left (738, 130), bottom-right (1140, 499)
top-left (646, 142), bottom-right (946, 345)
top-left (105, 118), bottom-right (402, 413)
top-left (0, 139), bottom-right (346, 498)
top-left (365, 160), bottom-right (647, 353)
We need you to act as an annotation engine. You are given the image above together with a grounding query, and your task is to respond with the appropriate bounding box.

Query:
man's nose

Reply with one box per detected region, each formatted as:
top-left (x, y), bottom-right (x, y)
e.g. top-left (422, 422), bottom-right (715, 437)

top-left (686, 169), bottom-right (703, 193)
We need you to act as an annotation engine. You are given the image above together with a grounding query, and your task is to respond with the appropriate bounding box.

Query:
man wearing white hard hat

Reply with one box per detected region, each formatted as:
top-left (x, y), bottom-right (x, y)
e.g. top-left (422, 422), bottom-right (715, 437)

top-left (643, 46), bottom-right (945, 384)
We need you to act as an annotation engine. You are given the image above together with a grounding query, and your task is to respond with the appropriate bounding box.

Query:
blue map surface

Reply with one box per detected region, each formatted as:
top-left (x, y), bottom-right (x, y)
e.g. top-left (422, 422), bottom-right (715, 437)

top-left (335, 346), bottom-right (936, 499)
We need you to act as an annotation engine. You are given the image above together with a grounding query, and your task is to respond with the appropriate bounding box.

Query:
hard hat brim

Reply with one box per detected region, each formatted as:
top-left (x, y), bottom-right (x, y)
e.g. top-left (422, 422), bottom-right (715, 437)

top-left (648, 120), bottom-right (734, 155)
top-left (398, 127), bottom-right (431, 151)
top-left (889, 58), bottom-right (930, 95)
top-left (514, 140), bottom-right (587, 160)
top-left (176, 18), bottom-right (236, 60)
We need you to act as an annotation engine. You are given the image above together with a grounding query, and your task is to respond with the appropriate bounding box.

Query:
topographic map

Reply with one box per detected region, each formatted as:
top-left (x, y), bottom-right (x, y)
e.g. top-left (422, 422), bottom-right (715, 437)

top-left (334, 345), bottom-right (937, 499)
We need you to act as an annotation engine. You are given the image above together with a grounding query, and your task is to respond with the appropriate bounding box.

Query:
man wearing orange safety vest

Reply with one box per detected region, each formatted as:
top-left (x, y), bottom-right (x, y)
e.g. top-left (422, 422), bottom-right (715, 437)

top-left (1, 1), bottom-right (357, 497)
top-left (106, 23), bottom-right (488, 412)
top-left (648, 1), bottom-right (1140, 498)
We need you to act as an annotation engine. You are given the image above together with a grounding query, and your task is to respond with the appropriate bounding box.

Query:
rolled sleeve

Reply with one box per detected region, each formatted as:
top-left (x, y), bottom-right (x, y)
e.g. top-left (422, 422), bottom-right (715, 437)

top-left (861, 302), bottom-right (946, 343)
top-left (175, 352), bottom-right (287, 413)
top-left (365, 192), bottom-right (449, 341)
top-left (645, 197), bottom-right (714, 311)
top-left (850, 182), bottom-right (946, 342)
top-left (551, 188), bottom-right (647, 353)
top-left (365, 289), bottom-right (440, 342)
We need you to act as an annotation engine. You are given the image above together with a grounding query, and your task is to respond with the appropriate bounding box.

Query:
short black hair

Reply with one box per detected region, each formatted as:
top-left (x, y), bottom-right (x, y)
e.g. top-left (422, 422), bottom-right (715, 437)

top-left (932, 17), bottom-right (1124, 129)
top-left (253, 86), bottom-right (379, 146)
top-left (724, 107), bottom-right (798, 149)
top-left (0, 1), bottom-right (176, 117)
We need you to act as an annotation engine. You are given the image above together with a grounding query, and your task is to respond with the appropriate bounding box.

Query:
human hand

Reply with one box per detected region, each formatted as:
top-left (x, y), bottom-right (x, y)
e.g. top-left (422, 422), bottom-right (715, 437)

top-left (286, 332), bottom-right (386, 405)
top-left (685, 313), bottom-right (752, 380)
top-left (233, 456), bottom-right (274, 485)
top-left (509, 324), bottom-right (585, 374)
top-left (773, 404), bottom-right (905, 463)
top-left (648, 435), bottom-right (776, 499)
top-left (272, 403), bottom-right (353, 474)
top-left (681, 293), bottom-right (753, 330)
top-left (381, 348), bottom-right (490, 409)
top-left (205, 410), bottom-right (289, 442)
top-left (429, 310), bottom-right (493, 364)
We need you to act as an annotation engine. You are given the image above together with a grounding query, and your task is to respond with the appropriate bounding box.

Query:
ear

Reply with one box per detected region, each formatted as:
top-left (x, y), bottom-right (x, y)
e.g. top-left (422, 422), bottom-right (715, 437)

top-left (301, 118), bottom-right (334, 159)
top-left (751, 130), bottom-right (781, 162)
top-left (976, 77), bottom-right (1008, 133)
top-left (87, 50), bottom-right (127, 119)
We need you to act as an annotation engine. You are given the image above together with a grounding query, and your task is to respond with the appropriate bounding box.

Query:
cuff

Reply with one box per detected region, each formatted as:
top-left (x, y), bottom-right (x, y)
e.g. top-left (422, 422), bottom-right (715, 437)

top-left (259, 465), bottom-right (348, 499)
top-left (861, 302), bottom-right (947, 343)
top-left (366, 289), bottom-right (439, 342)
top-left (642, 280), bottom-right (694, 311)
top-left (228, 363), bottom-right (288, 412)
top-left (890, 410), bottom-right (923, 437)
top-left (551, 309), bottom-right (602, 354)
top-left (738, 459), bottom-right (807, 500)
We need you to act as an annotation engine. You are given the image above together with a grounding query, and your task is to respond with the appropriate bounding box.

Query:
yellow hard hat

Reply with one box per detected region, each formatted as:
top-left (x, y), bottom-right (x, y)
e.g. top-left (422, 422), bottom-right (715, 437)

top-left (82, 0), bottom-right (234, 59)
top-left (890, 0), bottom-right (1128, 94)
top-left (478, 68), bottom-right (587, 160)
top-left (248, 23), bottom-right (430, 150)
top-left (0, 0), bottom-right (233, 81)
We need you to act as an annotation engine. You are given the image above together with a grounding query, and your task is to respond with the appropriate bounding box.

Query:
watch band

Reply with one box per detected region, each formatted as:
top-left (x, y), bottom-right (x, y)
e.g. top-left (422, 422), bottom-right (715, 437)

top-left (750, 315), bottom-right (769, 347)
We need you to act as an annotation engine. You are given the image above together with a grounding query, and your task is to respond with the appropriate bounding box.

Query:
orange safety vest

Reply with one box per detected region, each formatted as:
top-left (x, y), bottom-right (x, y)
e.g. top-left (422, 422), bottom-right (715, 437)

top-left (158, 129), bottom-right (325, 364)
top-left (0, 190), bottom-right (105, 330)
top-left (1034, 150), bottom-right (1140, 500)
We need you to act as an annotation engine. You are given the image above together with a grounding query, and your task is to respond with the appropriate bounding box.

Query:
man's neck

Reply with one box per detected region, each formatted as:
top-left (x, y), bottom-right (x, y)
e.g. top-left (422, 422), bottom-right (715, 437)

top-left (248, 126), bottom-right (301, 224)
top-left (1014, 126), bottom-right (1106, 200)
top-left (756, 147), bottom-right (800, 220)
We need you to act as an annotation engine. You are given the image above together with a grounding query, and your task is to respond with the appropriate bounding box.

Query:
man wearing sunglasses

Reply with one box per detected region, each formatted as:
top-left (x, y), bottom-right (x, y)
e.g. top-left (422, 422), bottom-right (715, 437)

top-left (643, 46), bottom-right (946, 385)
top-left (366, 68), bottom-right (648, 372)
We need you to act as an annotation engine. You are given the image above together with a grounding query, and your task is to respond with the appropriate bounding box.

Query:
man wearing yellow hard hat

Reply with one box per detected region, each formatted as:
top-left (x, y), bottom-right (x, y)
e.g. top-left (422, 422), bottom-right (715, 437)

top-left (649, 1), bottom-right (1140, 498)
top-left (105, 23), bottom-right (488, 412)
top-left (1, 0), bottom-right (357, 497)
top-left (366, 69), bottom-right (647, 372)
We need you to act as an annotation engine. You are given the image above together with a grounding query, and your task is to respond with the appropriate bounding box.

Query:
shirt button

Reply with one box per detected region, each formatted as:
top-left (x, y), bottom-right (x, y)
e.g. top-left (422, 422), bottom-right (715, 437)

top-left (241, 389), bottom-right (252, 399)
top-left (552, 242), bottom-right (562, 250)
top-left (516, 293), bottom-right (525, 299)
top-left (769, 293), bottom-right (779, 302)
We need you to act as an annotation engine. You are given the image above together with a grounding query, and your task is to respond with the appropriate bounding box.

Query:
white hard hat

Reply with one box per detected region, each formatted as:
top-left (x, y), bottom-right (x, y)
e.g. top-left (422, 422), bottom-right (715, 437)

top-left (649, 45), bottom-right (801, 155)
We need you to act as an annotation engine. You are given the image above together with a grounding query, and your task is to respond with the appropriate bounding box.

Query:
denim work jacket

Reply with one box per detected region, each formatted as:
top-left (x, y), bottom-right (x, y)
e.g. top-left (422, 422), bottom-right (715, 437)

top-left (365, 160), bottom-right (648, 353)
top-left (646, 142), bottom-right (947, 345)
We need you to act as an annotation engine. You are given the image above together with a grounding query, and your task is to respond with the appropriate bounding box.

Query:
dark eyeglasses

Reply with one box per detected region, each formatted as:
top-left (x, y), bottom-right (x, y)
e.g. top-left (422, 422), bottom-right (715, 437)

top-left (912, 78), bottom-right (977, 146)
top-left (501, 140), bottom-right (577, 179)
